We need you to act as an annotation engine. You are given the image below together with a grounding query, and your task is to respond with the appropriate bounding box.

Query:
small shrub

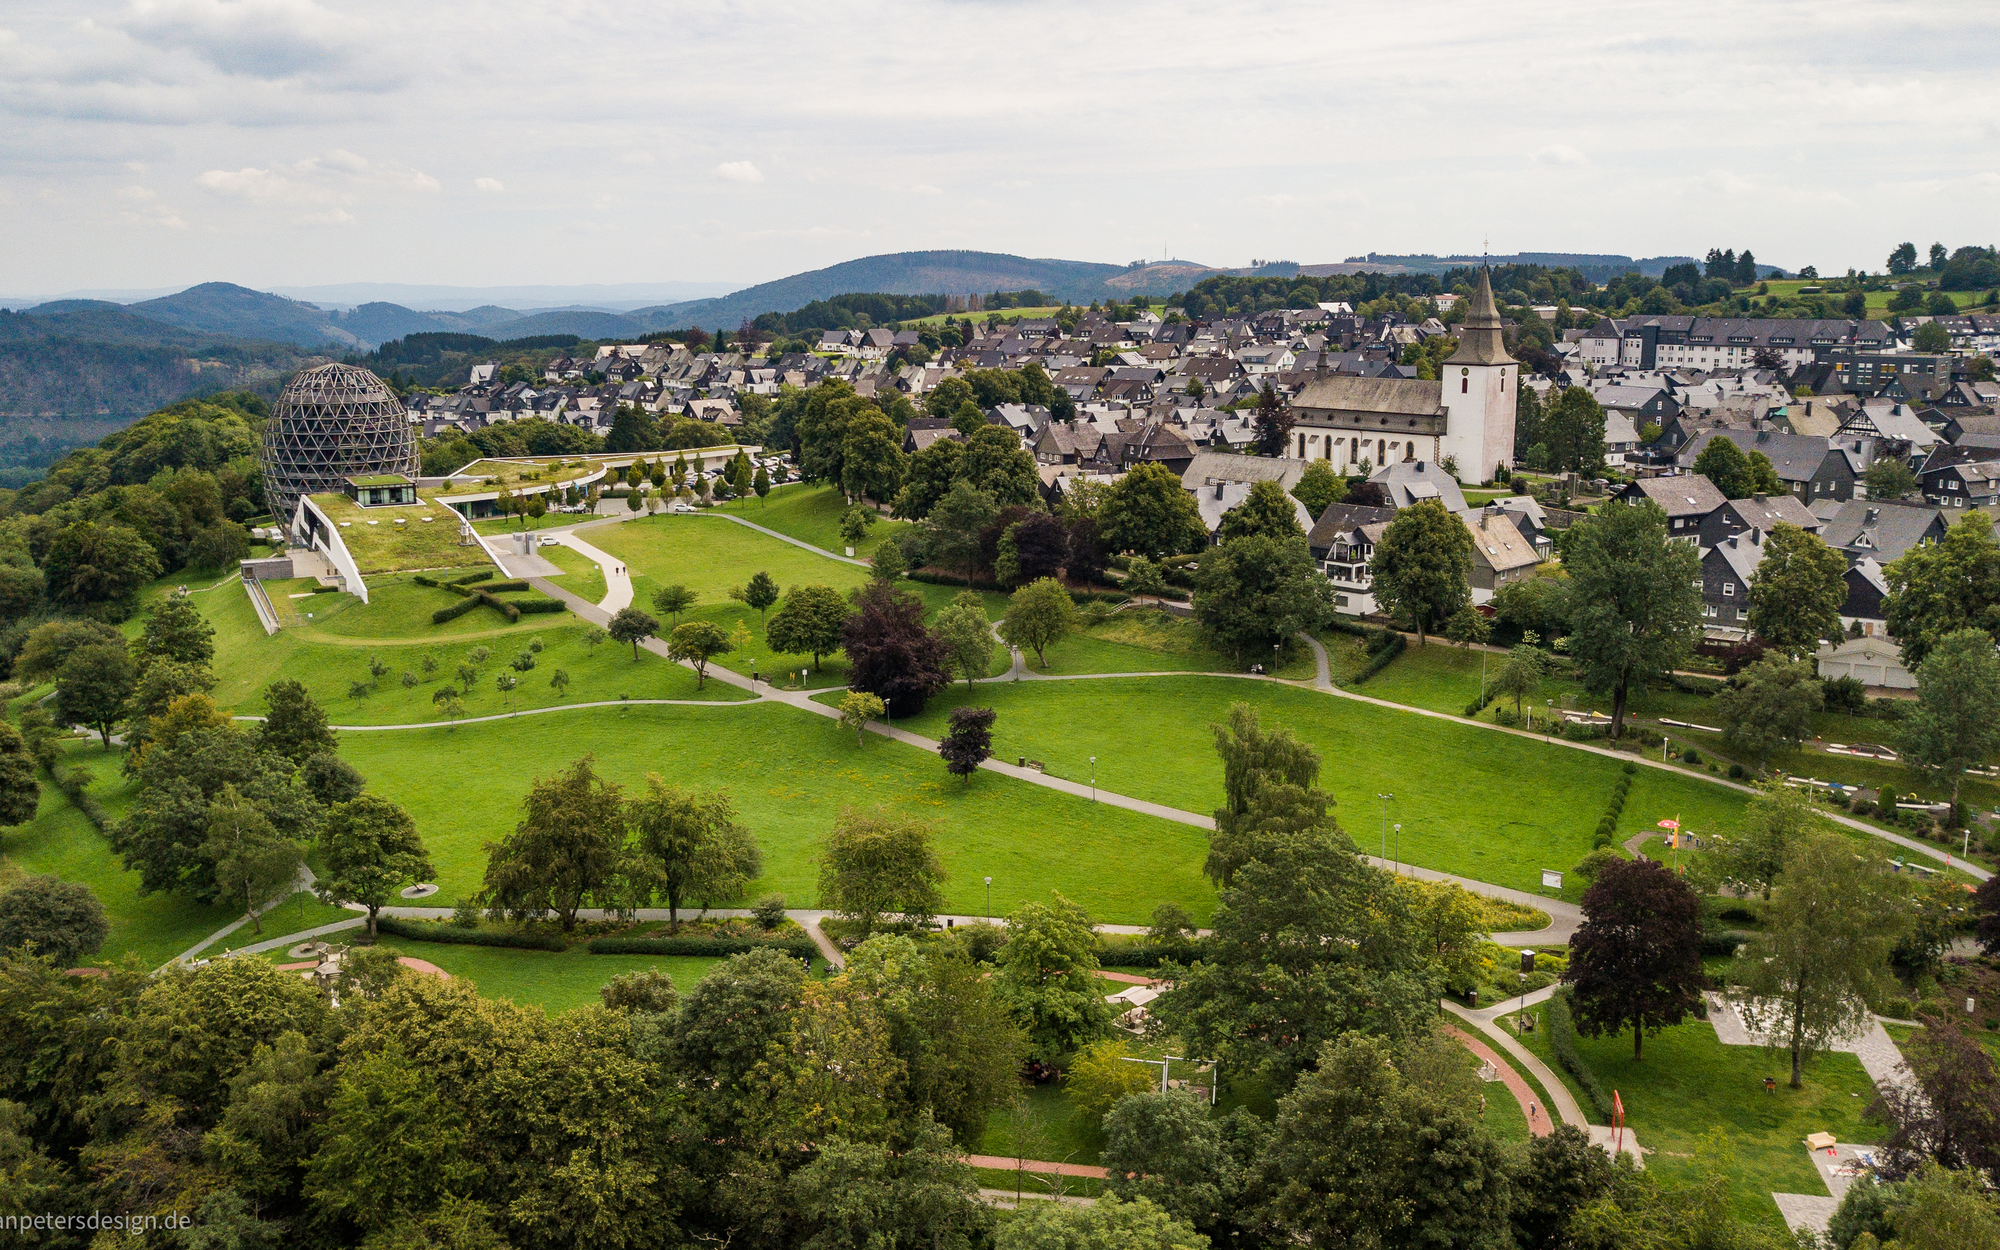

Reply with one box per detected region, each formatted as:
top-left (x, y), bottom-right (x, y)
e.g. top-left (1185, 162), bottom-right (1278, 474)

top-left (528, 636), bottom-right (544, 653)
top-left (1727, 763), bottom-right (1746, 779)
top-left (496, 674), bottom-right (518, 692)
top-left (348, 680), bottom-right (371, 698)
top-left (1681, 748), bottom-right (1701, 764)
top-left (451, 898), bottom-right (482, 928)
top-left (751, 895), bottom-right (787, 930)
top-left (511, 651), bottom-right (536, 672)
top-left (400, 671), bottom-right (418, 688)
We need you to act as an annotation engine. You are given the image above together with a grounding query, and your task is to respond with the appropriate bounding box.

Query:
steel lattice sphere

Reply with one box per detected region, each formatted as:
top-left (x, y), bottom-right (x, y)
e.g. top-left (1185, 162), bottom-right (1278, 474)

top-left (261, 363), bottom-right (419, 534)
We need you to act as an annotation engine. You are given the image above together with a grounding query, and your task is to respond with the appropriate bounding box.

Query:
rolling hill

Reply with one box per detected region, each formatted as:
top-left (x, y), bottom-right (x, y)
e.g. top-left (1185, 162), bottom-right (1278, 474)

top-left (127, 282), bottom-right (363, 349)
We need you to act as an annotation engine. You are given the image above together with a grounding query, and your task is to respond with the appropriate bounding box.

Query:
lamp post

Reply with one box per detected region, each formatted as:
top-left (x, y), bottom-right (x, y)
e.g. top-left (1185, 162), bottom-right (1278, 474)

top-left (1393, 822), bottom-right (1402, 874)
top-left (1376, 793), bottom-right (1393, 863)
top-left (1090, 757), bottom-right (1098, 803)
top-left (984, 876), bottom-right (992, 921)
top-left (1272, 641), bottom-right (1281, 675)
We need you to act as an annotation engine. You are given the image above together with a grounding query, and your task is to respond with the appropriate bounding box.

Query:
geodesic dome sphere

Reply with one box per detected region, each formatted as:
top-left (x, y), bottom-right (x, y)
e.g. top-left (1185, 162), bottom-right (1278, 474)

top-left (261, 363), bottom-right (419, 533)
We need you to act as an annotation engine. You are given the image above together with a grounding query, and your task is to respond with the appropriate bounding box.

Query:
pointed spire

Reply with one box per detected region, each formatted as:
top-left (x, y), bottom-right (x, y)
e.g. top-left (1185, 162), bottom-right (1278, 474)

top-left (1445, 268), bottom-right (1516, 367)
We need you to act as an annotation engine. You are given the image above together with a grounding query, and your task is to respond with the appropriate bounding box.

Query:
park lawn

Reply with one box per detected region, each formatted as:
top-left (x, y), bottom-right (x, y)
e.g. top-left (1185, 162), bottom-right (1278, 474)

top-left (1513, 1007), bottom-right (1880, 1228)
top-left (980, 1081), bottom-right (1105, 1170)
top-left (364, 941), bottom-right (726, 1013)
top-left (540, 543), bottom-right (608, 605)
top-left (336, 701), bottom-right (1218, 926)
top-left (715, 483), bottom-right (909, 558)
top-left (308, 492), bottom-right (489, 574)
top-left (1671, 722), bottom-right (2000, 816)
top-left (892, 677), bottom-right (1760, 900)
top-left (209, 891), bottom-right (356, 956)
top-left (1020, 609), bottom-right (1315, 680)
top-left (197, 576), bottom-right (748, 724)
top-left (472, 510), bottom-right (587, 537)
top-left (1469, 1045), bottom-right (1532, 1146)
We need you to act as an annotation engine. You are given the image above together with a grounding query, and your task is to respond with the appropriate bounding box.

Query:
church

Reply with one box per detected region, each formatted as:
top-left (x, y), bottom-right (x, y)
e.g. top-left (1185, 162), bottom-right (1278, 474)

top-left (1288, 269), bottom-right (1518, 486)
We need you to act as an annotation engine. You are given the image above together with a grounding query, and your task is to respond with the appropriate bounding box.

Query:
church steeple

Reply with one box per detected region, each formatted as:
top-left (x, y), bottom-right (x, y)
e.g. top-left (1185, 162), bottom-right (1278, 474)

top-left (1444, 268), bottom-right (1515, 367)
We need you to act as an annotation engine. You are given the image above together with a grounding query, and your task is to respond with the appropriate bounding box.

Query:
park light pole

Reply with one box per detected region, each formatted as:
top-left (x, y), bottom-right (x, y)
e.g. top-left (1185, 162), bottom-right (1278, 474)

top-left (1377, 793), bottom-right (1393, 863)
top-left (1393, 823), bottom-right (1402, 874)
top-left (984, 876), bottom-right (992, 921)
top-left (1091, 756), bottom-right (1098, 803)
top-left (1272, 641), bottom-right (1280, 675)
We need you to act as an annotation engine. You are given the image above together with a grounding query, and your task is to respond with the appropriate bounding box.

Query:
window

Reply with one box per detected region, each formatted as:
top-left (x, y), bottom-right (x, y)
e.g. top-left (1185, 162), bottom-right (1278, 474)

top-left (1723, 582), bottom-right (1735, 596)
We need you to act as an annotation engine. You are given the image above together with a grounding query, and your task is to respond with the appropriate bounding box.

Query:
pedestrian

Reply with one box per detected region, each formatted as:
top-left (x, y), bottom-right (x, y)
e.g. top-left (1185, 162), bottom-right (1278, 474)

top-left (1528, 1100), bottom-right (1538, 1123)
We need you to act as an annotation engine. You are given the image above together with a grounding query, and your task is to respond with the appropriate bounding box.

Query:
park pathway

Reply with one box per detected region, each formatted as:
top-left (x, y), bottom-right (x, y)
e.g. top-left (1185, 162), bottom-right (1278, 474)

top-left (1444, 1023), bottom-right (1553, 1138)
top-left (548, 530), bottom-right (633, 611)
top-left (1441, 998), bottom-right (1588, 1132)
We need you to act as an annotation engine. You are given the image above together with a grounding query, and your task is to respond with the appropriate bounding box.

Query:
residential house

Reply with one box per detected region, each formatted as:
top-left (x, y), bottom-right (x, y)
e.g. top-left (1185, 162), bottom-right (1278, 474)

top-left (1307, 502), bottom-right (1396, 616)
top-left (1463, 505), bottom-right (1542, 602)
top-left (1490, 495), bottom-right (1553, 559)
top-left (1814, 633), bottom-right (1915, 690)
top-left (1192, 480), bottom-right (1314, 541)
top-left (1611, 474), bottom-right (1726, 545)
top-left (1698, 528), bottom-right (1766, 639)
top-left (1813, 499), bottom-right (1947, 565)
top-left (1696, 491), bottom-right (1821, 548)
top-left (1920, 454), bottom-right (2000, 509)
top-left (1369, 459), bottom-right (1468, 512)
top-left (1676, 429), bottom-right (1859, 504)
top-left (1179, 450), bottom-right (1309, 494)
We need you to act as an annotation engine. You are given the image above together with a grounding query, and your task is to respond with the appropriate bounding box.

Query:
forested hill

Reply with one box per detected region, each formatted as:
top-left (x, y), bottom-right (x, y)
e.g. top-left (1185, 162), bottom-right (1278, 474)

top-left (0, 307), bottom-right (318, 486)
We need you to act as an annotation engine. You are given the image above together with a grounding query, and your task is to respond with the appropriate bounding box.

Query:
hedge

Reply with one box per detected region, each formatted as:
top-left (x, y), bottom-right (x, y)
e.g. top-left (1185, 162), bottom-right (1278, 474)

top-left (1095, 943), bottom-right (1198, 968)
top-left (587, 935), bottom-right (817, 960)
top-left (376, 917), bottom-right (566, 951)
top-left (1348, 627), bottom-right (1406, 686)
top-left (1546, 987), bottom-right (1617, 1119)
top-left (413, 574), bottom-right (440, 588)
top-left (1592, 768), bottom-right (1635, 848)
top-left (487, 580), bottom-right (530, 593)
top-left (516, 599), bottom-right (568, 615)
top-left (451, 570), bottom-right (495, 586)
top-left (432, 596), bottom-right (484, 624)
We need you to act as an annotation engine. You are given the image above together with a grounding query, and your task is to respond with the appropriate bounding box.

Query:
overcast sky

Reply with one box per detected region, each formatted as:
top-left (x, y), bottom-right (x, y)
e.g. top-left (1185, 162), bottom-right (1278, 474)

top-left (3, 0), bottom-right (1996, 297)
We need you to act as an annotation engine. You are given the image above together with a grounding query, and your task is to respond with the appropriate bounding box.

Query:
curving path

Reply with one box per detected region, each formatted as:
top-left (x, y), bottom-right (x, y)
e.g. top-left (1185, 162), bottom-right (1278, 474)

top-left (549, 531), bottom-right (633, 612)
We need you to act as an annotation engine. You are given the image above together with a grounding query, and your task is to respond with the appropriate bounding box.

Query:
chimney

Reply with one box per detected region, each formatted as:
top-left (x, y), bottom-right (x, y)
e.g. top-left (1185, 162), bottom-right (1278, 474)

top-left (1864, 507), bottom-right (1879, 524)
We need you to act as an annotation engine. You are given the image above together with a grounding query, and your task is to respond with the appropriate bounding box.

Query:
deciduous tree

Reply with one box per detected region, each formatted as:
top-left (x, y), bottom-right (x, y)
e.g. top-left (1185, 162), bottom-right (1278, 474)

top-left (607, 607), bottom-right (659, 661)
top-left (0, 876), bottom-right (109, 965)
top-left (627, 776), bottom-right (761, 931)
top-left (256, 679), bottom-right (336, 766)
top-left (767, 584), bottom-right (850, 671)
top-left (837, 691), bottom-right (884, 746)
top-left (1747, 522), bottom-right (1847, 657)
top-left (932, 591), bottom-right (995, 688)
top-left (818, 809), bottom-right (946, 934)
top-left (652, 583), bottom-right (697, 623)
top-left (743, 571), bottom-right (780, 624)
top-left (1883, 512), bottom-right (2000, 666)
top-left (1898, 627), bottom-right (2000, 811)
top-left (1716, 655), bottom-right (1825, 767)
top-left (1099, 463), bottom-right (1207, 560)
top-left (314, 794), bottom-right (434, 938)
top-left (998, 577), bottom-right (1078, 669)
top-left (842, 580), bottom-right (949, 716)
top-left (1564, 500), bottom-right (1703, 735)
top-left (1693, 436), bottom-right (1754, 498)
top-left (479, 756), bottom-right (628, 931)
top-left (939, 706), bottom-right (995, 782)
top-left (668, 620), bottom-right (732, 687)
top-left (1368, 499), bottom-right (1472, 646)
top-left (57, 643), bottom-right (135, 750)
top-left (205, 784), bottom-right (305, 935)
top-left (1290, 459), bottom-right (1343, 520)
top-left (1564, 857), bottom-right (1705, 1060)
top-left (995, 894), bottom-right (1111, 1061)
top-left (1217, 479), bottom-right (1304, 544)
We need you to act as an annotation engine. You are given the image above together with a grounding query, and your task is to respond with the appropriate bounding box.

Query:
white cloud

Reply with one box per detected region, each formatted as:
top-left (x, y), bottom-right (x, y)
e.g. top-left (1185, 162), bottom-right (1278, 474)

top-left (910, 184), bottom-right (942, 196)
top-left (1529, 144), bottom-right (1590, 168)
top-left (474, 176), bottom-right (504, 193)
top-left (121, 0), bottom-right (364, 79)
top-left (194, 149), bottom-right (436, 223)
top-left (715, 160), bottom-right (764, 184)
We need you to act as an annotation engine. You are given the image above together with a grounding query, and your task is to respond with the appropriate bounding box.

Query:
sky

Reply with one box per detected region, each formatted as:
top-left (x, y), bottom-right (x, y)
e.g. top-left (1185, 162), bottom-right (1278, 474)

top-left (2, 0), bottom-right (1997, 298)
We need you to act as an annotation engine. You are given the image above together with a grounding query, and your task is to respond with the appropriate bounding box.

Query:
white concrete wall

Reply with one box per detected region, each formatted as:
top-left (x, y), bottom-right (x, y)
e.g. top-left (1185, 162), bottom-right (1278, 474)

top-left (298, 497), bottom-right (370, 605)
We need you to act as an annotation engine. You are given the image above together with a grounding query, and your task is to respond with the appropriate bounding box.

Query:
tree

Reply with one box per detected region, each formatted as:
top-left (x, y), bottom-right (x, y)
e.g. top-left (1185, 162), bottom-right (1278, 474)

top-left (205, 785), bottom-right (305, 935)
top-left (1103, 1093), bottom-right (1267, 1242)
top-left (790, 1119), bottom-right (987, 1250)
top-left (1736, 833), bottom-right (1910, 1087)
top-left (1397, 877), bottom-right (1488, 994)
top-left (933, 591), bottom-right (995, 688)
top-left (1914, 320), bottom-right (1952, 354)
top-left (1564, 857), bottom-right (1705, 1060)
top-left (1747, 522), bottom-right (1847, 657)
top-left (1193, 534), bottom-right (1333, 665)
top-left (134, 591), bottom-right (217, 670)
top-left (1511, 1125), bottom-right (1614, 1250)
top-left (997, 513), bottom-right (1070, 586)
top-left (43, 520), bottom-right (162, 614)
top-left (302, 751), bottom-right (365, 807)
top-left (939, 706), bottom-right (995, 782)
top-left (1206, 701), bottom-right (1323, 888)
top-left (607, 607), bottom-right (660, 661)
top-left (1884, 512), bottom-right (2000, 666)
top-left (842, 580), bottom-right (949, 717)
top-left (743, 571), bottom-right (780, 624)
top-left (1692, 436), bottom-right (1753, 499)
top-left (1153, 823), bottom-right (1433, 1086)
top-left (56, 643), bottom-right (135, 749)
top-left (667, 620), bottom-right (732, 687)
top-left (1252, 382), bottom-right (1293, 457)
top-left (1564, 500), bottom-right (1703, 735)
top-left (257, 679), bottom-right (336, 765)
top-left (1866, 458), bottom-right (1919, 501)
top-left (767, 584), bottom-right (851, 671)
top-left (1542, 386), bottom-right (1607, 474)
top-left (628, 777), bottom-right (761, 931)
top-left (818, 808), bottom-right (946, 933)
top-left (892, 438), bottom-right (964, 520)
top-left (652, 583), bottom-right (697, 623)
top-left (1260, 1032), bottom-right (1513, 1250)
top-left (315, 795), bottom-right (433, 938)
top-left (926, 480), bottom-right (999, 584)
top-left (837, 690), bottom-right (884, 746)
top-left (870, 536), bottom-right (907, 582)
top-left (1217, 479), bottom-right (1304, 544)
top-left (12, 617), bottom-right (123, 683)
top-left (753, 464), bottom-right (771, 501)
top-left (1493, 643), bottom-right (1545, 719)
top-left (604, 405), bottom-right (659, 452)
top-left (996, 1195), bottom-right (1206, 1250)
top-left (0, 722), bottom-right (39, 829)
top-left (1291, 459), bottom-right (1342, 520)
top-left (1716, 655), bottom-right (1825, 767)
top-left (957, 425), bottom-right (1040, 508)
top-left (998, 577), bottom-right (1078, 669)
top-left (1899, 627), bottom-right (2000, 810)
top-left (840, 505), bottom-right (875, 548)
top-left (1066, 1038), bottom-right (1158, 1120)
top-left (1370, 499), bottom-right (1473, 647)
top-left (995, 894), bottom-right (1112, 1061)
top-left (1099, 462), bottom-right (1207, 560)
top-left (0, 876), bottom-right (108, 965)
top-left (1868, 1014), bottom-right (2000, 1187)
top-left (479, 756), bottom-right (629, 932)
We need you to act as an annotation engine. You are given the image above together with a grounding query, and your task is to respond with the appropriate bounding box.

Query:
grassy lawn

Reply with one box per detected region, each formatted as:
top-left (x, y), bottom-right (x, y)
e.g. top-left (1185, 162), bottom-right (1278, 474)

top-left (980, 1081), bottom-right (1105, 1169)
top-left (362, 941), bottom-right (726, 1013)
top-left (309, 570), bottom-right (562, 642)
top-left (472, 510), bottom-right (590, 537)
top-left (1510, 1006), bottom-right (1881, 1228)
top-left (1761, 280), bottom-right (1996, 315)
top-left (714, 484), bottom-right (908, 558)
top-left (307, 492), bottom-right (493, 574)
top-left (338, 702), bottom-right (1217, 925)
top-left (190, 575), bottom-right (749, 725)
top-left (1020, 609), bottom-right (1315, 679)
top-left (210, 891), bottom-right (357, 955)
top-left (891, 677), bottom-right (1758, 900)
top-left (540, 543), bottom-right (608, 605)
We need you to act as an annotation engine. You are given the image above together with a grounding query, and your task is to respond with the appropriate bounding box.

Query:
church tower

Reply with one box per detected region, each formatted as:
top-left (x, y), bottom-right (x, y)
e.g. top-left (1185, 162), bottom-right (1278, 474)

top-left (1437, 269), bottom-right (1517, 485)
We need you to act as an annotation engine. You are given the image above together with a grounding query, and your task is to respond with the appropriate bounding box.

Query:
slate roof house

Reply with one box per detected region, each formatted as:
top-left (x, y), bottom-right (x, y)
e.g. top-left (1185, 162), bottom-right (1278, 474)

top-left (1463, 505), bottom-right (1542, 602)
top-left (1675, 429), bottom-right (1859, 505)
top-left (1813, 500), bottom-right (1946, 565)
top-left (1306, 503), bottom-right (1396, 616)
top-left (1696, 492), bottom-right (1821, 549)
top-left (1611, 474), bottom-right (1726, 545)
top-left (1369, 459), bottom-right (1468, 512)
top-left (1699, 528), bottom-right (1766, 639)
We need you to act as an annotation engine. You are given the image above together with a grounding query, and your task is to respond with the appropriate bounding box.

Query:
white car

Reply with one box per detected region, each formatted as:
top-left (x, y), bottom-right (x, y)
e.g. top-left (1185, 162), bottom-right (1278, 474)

top-left (538, 535), bottom-right (561, 547)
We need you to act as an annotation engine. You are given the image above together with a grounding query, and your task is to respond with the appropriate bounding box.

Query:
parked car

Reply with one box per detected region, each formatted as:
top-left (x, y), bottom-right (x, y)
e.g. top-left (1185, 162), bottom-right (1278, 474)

top-left (538, 535), bottom-right (561, 547)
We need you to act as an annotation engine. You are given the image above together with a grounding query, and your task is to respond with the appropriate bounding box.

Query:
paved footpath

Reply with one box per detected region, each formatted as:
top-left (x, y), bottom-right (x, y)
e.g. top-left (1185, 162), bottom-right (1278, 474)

top-left (1442, 998), bottom-right (1587, 1132)
top-left (1444, 1022), bottom-right (1552, 1137)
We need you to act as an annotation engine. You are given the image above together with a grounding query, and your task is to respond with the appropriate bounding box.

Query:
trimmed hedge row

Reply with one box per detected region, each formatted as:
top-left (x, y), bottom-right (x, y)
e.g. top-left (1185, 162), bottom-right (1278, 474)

top-left (1347, 627), bottom-right (1406, 686)
top-left (1547, 987), bottom-right (1617, 1120)
top-left (376, 917), bottom-right (566, 951)
top-left (487, 580), bottom-right (530, 593)
top-left (451, 570), bottom-right (495, 585)
top-left (432, 596), bottom-right (484, 624)
top-left (1096, 943), bottom-right (1197, 968)
top-left (516, 599), bottom-right (567, 615)
top-left (1593, 763), bottom-right (1636, 848)
top-left (587, 935), bottom-right (816, 959)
